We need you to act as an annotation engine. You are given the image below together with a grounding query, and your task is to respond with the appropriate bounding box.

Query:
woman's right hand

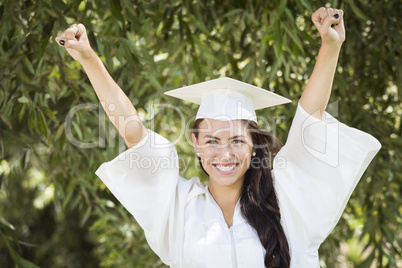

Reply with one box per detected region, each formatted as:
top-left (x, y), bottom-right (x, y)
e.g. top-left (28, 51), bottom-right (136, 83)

top-left (55, 24), bottom-right (95, 63)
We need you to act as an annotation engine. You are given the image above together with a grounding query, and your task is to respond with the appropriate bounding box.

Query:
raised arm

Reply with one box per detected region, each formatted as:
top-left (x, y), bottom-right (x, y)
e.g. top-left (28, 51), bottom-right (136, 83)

top-left (56, 24), bottom-right (148, 148)
top-left (300, 7), bottom-right (345, 119)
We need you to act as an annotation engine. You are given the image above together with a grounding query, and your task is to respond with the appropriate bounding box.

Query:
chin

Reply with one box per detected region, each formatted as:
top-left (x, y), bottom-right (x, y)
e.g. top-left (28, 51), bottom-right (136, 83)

top-left (208, 172), bottom-right (244, 188)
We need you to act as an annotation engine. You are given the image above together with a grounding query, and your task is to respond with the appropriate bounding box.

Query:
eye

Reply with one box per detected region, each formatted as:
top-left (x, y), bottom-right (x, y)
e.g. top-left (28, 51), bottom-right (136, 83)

top-left (206, 140), bottom-right (218, 144)
top-left (232, 139), bottom-right (244, 145)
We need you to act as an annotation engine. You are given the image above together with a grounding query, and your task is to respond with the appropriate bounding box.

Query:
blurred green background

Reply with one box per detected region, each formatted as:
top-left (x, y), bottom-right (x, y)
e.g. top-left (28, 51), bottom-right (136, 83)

top-left (0, 0), bottom-right (400, 267)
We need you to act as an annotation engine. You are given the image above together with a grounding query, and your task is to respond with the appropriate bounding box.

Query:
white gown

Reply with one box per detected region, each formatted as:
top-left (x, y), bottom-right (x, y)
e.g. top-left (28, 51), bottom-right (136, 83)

top-left (95, 102), bottom-right (381, 267)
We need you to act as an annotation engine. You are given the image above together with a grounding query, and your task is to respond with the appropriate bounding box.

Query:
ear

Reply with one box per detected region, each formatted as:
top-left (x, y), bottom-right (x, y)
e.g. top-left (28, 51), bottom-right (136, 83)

top-left (192, 133), bottom-right (198, 150)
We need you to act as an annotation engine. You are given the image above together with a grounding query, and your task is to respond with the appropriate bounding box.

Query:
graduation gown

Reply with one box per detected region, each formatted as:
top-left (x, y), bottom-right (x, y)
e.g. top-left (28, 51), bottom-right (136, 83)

top-left (95, 102), bottom-right (381, 267)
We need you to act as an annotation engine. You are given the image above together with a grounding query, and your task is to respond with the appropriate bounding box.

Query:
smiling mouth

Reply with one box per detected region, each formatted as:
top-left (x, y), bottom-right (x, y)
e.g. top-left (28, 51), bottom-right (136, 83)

top-left (213, 163), bottom-right (239, 174)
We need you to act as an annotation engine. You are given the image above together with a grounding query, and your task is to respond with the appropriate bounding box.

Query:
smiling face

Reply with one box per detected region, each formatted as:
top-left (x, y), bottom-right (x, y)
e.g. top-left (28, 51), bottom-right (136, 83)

top-left (192, 119), bottom-right (254, 191)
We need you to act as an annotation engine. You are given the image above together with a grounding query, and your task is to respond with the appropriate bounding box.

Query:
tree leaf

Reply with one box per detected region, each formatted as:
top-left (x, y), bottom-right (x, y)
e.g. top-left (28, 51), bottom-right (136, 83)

top-left (281, 22), bottom-right (305, 53)
top-left (0, 216), bottom-right (15, 231)
top-left (18, 96), bottom-right (29, 103)
top-left (296, 0), bottom-right (313, 11)
top-left (223, 9), bottom-right (243, 18)
top-left (72, 121), bottom-right (83, 141)
top-left (277, 0), bottom-right (288, 16)
top-left (18, 258), bottom-right (41, 268)
top-left (348, 0), bottom-right (370, 21)
top-left (23, 56), bottom-right (35, 75)
top-left (41, 20), bottom-right (54, 40)
top-left (37, 109), bottom-right (48, 139)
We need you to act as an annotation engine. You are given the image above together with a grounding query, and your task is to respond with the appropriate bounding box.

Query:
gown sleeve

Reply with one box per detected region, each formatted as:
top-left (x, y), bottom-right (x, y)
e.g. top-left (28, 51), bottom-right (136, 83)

top-left (272, 102), bottom-right (381, 266)
top-left (94, 130), bottom-right (204, 266)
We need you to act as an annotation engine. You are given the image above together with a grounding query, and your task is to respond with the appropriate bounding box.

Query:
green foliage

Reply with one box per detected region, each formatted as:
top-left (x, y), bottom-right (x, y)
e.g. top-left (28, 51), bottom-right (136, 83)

top-left (0, 0), bottom-right (400, 267)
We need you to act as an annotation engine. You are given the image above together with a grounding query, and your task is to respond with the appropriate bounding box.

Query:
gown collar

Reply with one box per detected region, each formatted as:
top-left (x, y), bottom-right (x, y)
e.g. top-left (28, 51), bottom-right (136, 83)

top-left (205, 185), bottom-right (246, 227)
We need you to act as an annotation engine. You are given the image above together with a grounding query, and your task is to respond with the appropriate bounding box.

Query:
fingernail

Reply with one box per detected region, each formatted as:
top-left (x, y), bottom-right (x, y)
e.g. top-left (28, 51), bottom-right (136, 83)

top-left (59, 40), bottom-right (65, 46)
top-left (334, 14), bottom-right (339, 19)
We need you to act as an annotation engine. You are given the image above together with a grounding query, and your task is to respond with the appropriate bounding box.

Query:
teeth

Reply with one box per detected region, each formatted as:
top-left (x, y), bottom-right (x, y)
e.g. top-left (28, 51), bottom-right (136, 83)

top-left (215, 164), bottom-right (236, 172)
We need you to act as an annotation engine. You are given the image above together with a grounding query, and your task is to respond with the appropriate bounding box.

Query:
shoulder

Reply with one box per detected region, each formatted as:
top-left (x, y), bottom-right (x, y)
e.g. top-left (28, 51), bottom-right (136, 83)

top-left (178, 176), bottom-right (206, 202)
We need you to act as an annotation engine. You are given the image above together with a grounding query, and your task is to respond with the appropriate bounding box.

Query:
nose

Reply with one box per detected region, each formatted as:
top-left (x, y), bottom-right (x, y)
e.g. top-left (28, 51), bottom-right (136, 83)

top-left (217, 144), bottom-right (233, 159)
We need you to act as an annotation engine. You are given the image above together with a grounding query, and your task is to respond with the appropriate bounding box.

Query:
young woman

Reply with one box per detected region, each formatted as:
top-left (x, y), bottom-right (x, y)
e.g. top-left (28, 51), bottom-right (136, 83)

top-left (56, 7), bottom-right (381, 268)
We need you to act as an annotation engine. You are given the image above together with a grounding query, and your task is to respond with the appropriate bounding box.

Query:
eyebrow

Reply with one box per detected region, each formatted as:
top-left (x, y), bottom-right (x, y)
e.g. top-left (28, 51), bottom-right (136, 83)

top-left (204, 135), bottom-right (247, 140)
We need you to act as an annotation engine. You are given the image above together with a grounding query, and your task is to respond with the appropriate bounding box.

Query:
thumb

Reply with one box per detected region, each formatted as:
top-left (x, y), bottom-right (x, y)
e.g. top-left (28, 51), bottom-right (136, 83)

top-left (64, 39), bottom-right (79, 49)
top-left (64, 38), bottom-right (90, 54)
top-left (321, 14), bottom-right (340, 31)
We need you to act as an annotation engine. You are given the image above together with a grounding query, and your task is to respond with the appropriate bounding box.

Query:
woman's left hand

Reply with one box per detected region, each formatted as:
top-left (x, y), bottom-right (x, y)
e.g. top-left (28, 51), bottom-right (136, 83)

top-left (312, 7), bottom-right (345, 46)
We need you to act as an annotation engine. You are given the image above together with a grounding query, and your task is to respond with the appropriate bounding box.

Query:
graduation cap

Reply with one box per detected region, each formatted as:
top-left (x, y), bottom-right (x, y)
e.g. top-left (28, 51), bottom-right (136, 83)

top-left (164, 77), bottom-right (291, 123)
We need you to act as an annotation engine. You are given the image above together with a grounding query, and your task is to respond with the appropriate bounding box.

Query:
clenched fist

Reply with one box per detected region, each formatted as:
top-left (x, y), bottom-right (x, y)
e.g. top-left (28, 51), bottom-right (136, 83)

top-left (312, 7), bottom-right (345, 46)
top-left (55, 24), bottom-right (95, 63)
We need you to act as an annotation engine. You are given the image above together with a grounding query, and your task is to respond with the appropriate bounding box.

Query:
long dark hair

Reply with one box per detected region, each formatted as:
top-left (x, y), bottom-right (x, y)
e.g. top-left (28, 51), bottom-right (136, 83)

top-left (192, 119), bottom-right (290, 268)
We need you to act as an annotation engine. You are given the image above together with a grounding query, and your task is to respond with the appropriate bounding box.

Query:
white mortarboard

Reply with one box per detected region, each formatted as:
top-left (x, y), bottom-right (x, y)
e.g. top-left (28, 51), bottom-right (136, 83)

top-left (164, 77), bottom-right (291, 123)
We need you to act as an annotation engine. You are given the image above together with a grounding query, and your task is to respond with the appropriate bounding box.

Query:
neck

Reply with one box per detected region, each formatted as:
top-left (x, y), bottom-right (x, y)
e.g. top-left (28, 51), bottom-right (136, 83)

top-left (208, 183), bottom-right (241, 205)
top-left (208, 181), bottom-right (242, 211)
